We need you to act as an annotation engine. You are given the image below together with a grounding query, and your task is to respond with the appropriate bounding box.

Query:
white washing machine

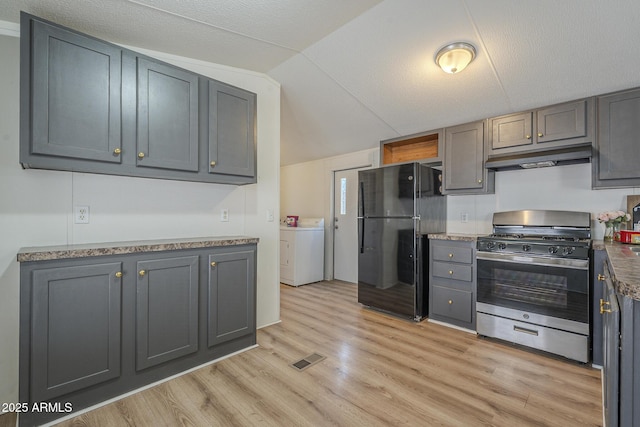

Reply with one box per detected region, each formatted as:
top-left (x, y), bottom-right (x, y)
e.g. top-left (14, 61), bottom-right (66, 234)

top-left (280, 218), bottom-right (324, 286)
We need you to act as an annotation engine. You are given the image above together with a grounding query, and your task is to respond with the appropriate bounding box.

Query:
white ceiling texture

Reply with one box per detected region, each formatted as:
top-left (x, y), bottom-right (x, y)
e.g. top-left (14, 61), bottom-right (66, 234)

top-left (2, 0), bottom-right (640, 166)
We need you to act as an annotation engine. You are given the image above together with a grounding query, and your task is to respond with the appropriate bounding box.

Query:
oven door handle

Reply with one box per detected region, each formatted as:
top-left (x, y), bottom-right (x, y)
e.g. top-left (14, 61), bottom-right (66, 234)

top-left (476, 252), bottom-right (589, 270)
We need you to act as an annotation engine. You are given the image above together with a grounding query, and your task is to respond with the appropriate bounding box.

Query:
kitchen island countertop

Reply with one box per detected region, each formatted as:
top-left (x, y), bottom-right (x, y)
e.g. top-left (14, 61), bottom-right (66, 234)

top-left (594, 240), bottom-right (640, 301)
top-left (17, 236), bottom-right (259, 262)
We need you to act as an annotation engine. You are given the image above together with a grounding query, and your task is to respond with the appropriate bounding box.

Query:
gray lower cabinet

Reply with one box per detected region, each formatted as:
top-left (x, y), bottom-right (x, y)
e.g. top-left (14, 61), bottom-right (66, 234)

top-left (443, 121), bottom-right (494, 195)
top-left (429, 239), bottom-right (476, 330)
top-left (28, 262), bottom-right (122, 402)
top-left (488, 98), bottom-right (593, 155)
top-left (136, 256), bottom-right (199, 370)
top-left (600, 257), bottom-right (640, 427)
top-left (19, 244), bottom-right (257, 427)
top-left (593, 88), bottom-right (640, 188)
top-left (207, 249), bottom-right (256, 347)
top-left (20, 12), bottom-right (257, 185)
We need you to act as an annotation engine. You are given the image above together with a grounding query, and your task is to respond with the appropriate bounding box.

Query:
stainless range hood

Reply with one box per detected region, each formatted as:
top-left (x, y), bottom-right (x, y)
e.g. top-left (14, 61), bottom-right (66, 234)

top-left (484, 143), bottom-right (592, 171)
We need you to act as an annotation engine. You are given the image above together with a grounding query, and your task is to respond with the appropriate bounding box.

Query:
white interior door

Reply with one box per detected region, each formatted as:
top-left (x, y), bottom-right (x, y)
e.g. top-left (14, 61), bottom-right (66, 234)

top-left (333, 168), bottom-right (361, 283)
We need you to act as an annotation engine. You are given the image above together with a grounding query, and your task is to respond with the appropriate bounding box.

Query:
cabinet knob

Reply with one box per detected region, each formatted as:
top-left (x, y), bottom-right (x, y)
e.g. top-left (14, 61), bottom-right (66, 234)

top-left (115, 271), bottom-right (123, 278)
top-left (525, 135), bottom-right (532, 140)
top-left (477, 179), bottom-right (483, 184)
top-left (138, 152), bottom-right (145, 159)
top-left (448, 270), bottom-right (453, 275)
top-left (448, 253), bottom-right (453, 258)
top-left (138, 270), bottom-right (146, 277)
top-left (537, 132), bottom-right (543, 138)
top-left (598, 273), bottom-right (606, 281)
top-left (210, 161), bottom-right (216, 167)
top-left (113, 148), bottom-right (122, 156)
top-left (211, 261), bottom-right (217, 268)
top-left (448, 300), bottom-right (453, 305)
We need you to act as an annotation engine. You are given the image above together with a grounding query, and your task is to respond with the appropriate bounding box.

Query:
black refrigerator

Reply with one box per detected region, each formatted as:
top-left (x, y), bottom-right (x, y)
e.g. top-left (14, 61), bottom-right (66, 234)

top-left (357, 163), bottom-right (446, 320)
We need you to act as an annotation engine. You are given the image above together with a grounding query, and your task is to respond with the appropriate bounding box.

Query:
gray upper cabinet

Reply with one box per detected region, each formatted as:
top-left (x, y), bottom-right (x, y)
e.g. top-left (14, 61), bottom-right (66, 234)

top-left (443, 120), bottom-right (494, 194)
top-left (135, 255), bottom-right (199, 370)
top-left (22, 16), bottom-right (122, 164)
top-left (593, 88), bottom-right (640, 188)
top-left (208, 80), bottom-right (257, 178)
top-left (488, 98), bottom-right (593, 155)
top-left (27, 262), bottom-right (122, 401)
top-left (20, 12), bottom-right (257, 185)
top-left (207, 249), bottom-right (256, 347)
top-left (136, 59), bottom-right (199, 172)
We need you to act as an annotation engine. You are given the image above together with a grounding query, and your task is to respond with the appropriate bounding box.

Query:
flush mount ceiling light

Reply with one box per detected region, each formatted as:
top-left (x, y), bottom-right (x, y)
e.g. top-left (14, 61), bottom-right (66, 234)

top-left (435, 42), bottom-right (476, 74)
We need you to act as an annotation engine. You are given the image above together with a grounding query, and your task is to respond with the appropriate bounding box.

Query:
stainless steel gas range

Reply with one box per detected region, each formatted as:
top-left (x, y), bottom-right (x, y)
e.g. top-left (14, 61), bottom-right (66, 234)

top-left (476, 210), bottom-right (591, 363)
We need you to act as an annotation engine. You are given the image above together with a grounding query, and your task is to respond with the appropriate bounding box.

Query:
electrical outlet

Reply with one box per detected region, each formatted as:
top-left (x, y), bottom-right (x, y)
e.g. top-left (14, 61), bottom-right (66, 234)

top-left (460, 212), bottom-right (469, 223)
top-left (74, 205), bottom-right (90, 224)
top-left (220, 208), bottom-right (229, 222)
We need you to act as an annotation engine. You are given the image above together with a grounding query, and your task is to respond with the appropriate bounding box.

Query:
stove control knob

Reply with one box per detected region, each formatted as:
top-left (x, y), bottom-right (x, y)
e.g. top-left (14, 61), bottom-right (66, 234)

top-left (562, 246), bottom-right (575, 256)
top-left (548, 246), bottom-right (558, 254)
top-left (522, 244), bottom-right (531, 252)
top-left (486, 242), bottom-right (495, 250)
top-left (498, 243), bottom-right (507, 250)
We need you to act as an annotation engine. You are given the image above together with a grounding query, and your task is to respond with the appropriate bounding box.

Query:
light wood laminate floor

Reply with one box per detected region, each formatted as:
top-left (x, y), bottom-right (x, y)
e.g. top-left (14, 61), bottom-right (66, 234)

top-left (22, 280), bottom-right (602, 426)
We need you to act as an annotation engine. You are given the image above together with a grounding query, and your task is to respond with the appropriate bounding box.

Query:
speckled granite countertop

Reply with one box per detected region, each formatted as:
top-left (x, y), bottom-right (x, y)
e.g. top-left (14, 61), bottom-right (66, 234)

top-left (593, 240), bottom-right (640, 301)
top-left (428, 233), bottom-right (480, 242)
top-left (17, 236), bottom-right (259, 262)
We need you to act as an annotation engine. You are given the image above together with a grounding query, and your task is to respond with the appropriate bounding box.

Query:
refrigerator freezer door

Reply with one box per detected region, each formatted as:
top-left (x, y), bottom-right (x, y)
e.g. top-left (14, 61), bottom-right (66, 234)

top-left (358, 217), bottom-right (420, 319)
top-left (359, 164), bottom-right (416, 218)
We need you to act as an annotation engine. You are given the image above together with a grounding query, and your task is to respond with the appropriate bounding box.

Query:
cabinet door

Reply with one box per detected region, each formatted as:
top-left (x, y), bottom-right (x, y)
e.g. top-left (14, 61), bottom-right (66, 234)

top-left (208, 249), bottom-right (256, 347)
top-left (490, 112), bottom-right (533, 149)
top-left (30, 262), bottom-right (122, 400)
top-left (536, 100), bottom-right (587, 143)
top-left (594, 88), bottom-right (640, 186)
top-left (602, 266), bottom-right (620, 427)
top-left (137, 58), bottom-right (199, 172)
top-left (208, 80), bottom-right (257, 178)
top-left (444, 121), bottom-right (485, 192)
top-left (136, 256), bottom-right (199, 370)
top-left (29, 19), bottom-right (122, 162)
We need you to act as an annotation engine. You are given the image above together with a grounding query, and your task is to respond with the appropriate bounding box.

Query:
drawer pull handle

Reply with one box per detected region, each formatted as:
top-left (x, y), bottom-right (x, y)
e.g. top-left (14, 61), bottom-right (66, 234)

top-left (448, 270), bottom-right (453, 275)
top-left (448, 253), bottom-right (453, 258)
top-left (448, 299), bottom-right (453, 305)
top-left (598, 274), bottom-right (606, 281)
top-left (514, 325), bottom-right (538, 336)
top-left (600, 299), bottom-right (612, 314)
top-left (139, 270), bottom-right (146, 277)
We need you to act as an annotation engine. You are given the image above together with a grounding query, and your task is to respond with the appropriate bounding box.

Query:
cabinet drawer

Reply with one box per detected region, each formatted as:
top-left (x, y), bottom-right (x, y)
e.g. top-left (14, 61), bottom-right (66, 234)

top-left (431, 286), bottom-right (472, 323)
top-left (432, 245), bottom-right (473, 264)
top-left (432, 261), bottom-right (472, 282)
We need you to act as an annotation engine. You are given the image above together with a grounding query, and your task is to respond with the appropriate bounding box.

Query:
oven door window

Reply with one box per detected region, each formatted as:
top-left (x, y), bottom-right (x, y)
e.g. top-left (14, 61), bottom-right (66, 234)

top-left (477, 258), bottom-right (588, 323)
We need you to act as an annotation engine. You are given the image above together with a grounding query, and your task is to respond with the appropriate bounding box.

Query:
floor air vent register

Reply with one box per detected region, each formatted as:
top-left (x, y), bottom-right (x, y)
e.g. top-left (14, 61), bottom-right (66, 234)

top-left (290, 353), bottom-right (326, 371)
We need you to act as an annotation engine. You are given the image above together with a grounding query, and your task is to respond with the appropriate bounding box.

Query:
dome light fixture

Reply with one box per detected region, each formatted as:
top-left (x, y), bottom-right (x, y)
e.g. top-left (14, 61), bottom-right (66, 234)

top-left (435, 42), bottom-right (476, 74)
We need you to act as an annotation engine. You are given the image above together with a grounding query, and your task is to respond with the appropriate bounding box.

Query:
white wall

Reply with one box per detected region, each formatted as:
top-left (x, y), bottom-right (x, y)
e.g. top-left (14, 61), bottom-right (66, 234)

top-left (281, 153), bottom-right (640, 283)
top-left (0, 25), bottom-right (280, 405)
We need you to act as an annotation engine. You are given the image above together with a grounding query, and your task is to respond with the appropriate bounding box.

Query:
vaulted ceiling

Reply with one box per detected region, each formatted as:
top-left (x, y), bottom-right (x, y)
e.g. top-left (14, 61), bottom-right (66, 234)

top-left (2, 0), bottom-right (640, 166)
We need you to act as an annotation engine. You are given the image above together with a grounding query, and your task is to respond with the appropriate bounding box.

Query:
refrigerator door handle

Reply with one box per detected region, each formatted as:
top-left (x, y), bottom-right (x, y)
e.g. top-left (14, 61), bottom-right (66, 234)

top-left (359, 181), bottom-right (365, 217)
top-left (359, 218), bottom-right (365, 254)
